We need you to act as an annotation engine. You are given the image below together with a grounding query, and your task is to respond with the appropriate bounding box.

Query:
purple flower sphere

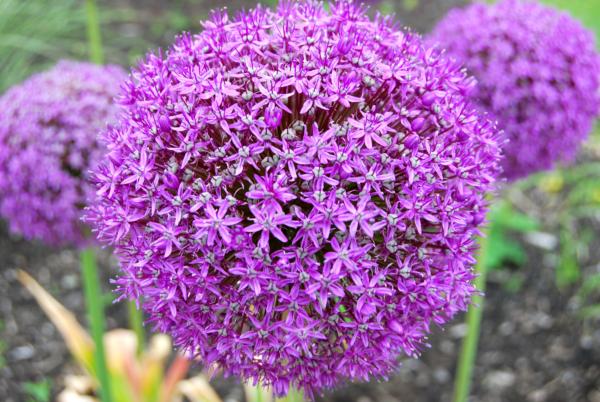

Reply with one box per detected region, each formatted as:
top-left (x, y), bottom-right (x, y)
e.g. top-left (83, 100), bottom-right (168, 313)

top-left (87, 1), bottom-right (501, 396)
top-left (430, 0), bottom-right (600, 179)
top-left (0, 60), bottom-right (126, 246)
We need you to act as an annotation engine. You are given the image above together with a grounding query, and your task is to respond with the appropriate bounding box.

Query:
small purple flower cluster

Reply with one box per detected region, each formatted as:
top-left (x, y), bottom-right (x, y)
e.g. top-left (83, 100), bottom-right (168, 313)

top-left (87, 1), bottom-right (501, 396)
top-left (0, 60), bottom-right (126, 246)
top-left (430, 0), bottom-right (600, 180)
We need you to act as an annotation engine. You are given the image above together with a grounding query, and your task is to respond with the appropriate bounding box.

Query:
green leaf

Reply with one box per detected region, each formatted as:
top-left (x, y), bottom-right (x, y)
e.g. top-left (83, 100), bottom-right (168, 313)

top-left (488, 201), bottom-right (539, 233)
top-left (556, 227), bottom-right (581, 287)
top-left (485, 201), bottom-right (539, 270)
top-left (17, 270), bottom-right (95, 373)
top-left (577, 273), bottom-right (600, 300)
top-left (22, 379), bottom-right (51, 402)
top-left (579, 304), bottom-right (600, 320)
top-left (486, 230), bottom-right (527, 269)
top-left (502, 273), bottom-right (525, 293)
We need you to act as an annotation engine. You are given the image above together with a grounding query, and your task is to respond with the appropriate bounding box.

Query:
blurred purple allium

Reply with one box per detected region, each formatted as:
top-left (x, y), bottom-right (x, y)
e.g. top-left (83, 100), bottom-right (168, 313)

top-left (0, 60), bottom-right (126, 246)
top-left (430, 0), bottom-right (600, 180)
top-left (86, 1), bottom-right (501, 396)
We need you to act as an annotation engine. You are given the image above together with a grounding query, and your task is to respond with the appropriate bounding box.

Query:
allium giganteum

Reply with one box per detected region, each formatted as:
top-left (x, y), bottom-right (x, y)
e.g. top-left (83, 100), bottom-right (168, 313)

top-left (87, 1), bottom-right (502, 396)
top-left (430, 0), bottom-right (600, 180)
top-left (0, 61), bottom-right (126, 246)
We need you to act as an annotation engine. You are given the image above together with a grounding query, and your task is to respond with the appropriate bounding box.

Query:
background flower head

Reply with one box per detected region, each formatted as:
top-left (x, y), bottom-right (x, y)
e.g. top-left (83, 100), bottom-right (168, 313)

top-left (430, 0), bottom-right (600, 180)
top-left (0, 60), bottom-right (126, 246)
top-left (87, 0), bottom-right (501, 396)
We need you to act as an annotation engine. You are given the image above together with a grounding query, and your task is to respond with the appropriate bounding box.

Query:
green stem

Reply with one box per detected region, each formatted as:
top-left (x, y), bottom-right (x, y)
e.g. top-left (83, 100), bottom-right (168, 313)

top-left (274, 386), bottom-right (304, 402)
top-left (85, 0), bottom-right (103, 64)
top-left (80, 248), bottom-right (112, 402)
top-left (286, 387), bottom-right (304, 402)
top-left (127, 300), bottom-right (145, 355)
top-left (452, 230), bottom-right (490, 402)
top-left (82, 2), bottom-right (111, 400)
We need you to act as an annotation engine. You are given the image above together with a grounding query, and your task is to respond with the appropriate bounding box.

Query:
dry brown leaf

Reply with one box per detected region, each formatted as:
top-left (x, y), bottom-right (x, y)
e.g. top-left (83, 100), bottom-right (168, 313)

top-left (17, 270), bottom-right (94, 371)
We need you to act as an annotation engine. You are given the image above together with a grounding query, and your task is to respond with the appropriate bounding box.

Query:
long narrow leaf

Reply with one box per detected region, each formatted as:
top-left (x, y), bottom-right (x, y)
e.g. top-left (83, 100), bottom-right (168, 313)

top-left (160, 355), bottom-right (191, 402)
top-left (17, 270), bottom-right (95, 373)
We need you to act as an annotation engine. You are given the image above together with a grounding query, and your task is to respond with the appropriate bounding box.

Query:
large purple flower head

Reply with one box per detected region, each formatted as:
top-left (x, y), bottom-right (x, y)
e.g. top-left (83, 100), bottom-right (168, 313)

top-left (87, 1), bottom-right (501, 396)
top-left (430, 0), bottom-right (600, 180)
top-left (0, 60), bottom-right (126, 246)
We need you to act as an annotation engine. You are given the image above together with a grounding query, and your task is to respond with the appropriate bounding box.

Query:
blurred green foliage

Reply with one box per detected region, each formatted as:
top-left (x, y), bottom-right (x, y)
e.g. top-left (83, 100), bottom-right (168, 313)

top-left (0, 0), bottom-right (87, 92)
top-left (0, 320), bottom-right (6, 370)
top-left (520, 129), bottom-right (600, 318)
top-left (539, 0), bottom-right (600, 43)
top-left (578, 271), bottom-right (600, 319)
top-left (486, 200), bottom-right (539, 271)
top-left (22, 379), bottom-right (52, 402)
top-left (546, 161), bottom-right (600, 287)
top-left (0, 0), bottom-right (151, 93)
top-left (402, 0), bottom-right (419, 12)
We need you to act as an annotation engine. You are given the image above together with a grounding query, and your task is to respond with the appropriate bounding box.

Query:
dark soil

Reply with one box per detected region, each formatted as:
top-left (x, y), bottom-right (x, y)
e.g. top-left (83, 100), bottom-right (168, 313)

top-left (3, 1), bottom-right (600, 401)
